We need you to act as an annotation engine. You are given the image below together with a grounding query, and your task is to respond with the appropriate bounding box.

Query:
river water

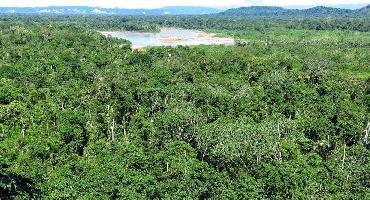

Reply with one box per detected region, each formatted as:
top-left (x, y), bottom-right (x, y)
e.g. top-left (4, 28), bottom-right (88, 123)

top-left (100, 28), bottom-right (235, 49)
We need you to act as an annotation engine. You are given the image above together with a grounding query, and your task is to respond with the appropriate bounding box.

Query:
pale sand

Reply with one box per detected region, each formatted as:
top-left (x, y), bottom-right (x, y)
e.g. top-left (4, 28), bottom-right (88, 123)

top-left (100, 28), bottom-right (235, 49)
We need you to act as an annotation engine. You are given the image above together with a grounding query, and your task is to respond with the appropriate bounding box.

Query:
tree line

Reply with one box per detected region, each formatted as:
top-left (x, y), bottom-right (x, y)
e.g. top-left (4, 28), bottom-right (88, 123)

top-left (1, 14), bottom-right (369, 32)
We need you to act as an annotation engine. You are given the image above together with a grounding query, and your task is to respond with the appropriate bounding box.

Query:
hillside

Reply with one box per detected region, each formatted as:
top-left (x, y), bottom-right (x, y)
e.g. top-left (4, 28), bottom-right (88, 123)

top-left (359, 4), bottom-right (370, 14)
top-left (1, 5), bottom-right (368, 17)
top-left (219, 5), bottom-right (369, 17)
top-left (0, 6), bottom-right (221, 15)
top-left (220, 6), bottom-right (292, 16)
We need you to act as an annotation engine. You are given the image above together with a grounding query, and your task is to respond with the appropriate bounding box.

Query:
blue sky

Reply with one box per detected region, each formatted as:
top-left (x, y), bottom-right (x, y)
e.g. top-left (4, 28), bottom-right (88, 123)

top-left (0, 0), bottom-right (368, 8)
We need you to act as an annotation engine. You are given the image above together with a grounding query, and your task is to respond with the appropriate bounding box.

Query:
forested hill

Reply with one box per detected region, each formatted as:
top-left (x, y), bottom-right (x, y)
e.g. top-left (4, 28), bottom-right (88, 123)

top-left (219, 5), bottom-right (370, 17)
top-left (0, 6), bottom-right (221, 15)
top-left (359, 4), bottom-right (370, 14)
top-left (1, 5), bottom-right (369, 17)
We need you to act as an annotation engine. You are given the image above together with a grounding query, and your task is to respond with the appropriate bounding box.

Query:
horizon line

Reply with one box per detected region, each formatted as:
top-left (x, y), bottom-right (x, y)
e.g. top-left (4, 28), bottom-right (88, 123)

top-left (0, 3), bottom-right (367, 10)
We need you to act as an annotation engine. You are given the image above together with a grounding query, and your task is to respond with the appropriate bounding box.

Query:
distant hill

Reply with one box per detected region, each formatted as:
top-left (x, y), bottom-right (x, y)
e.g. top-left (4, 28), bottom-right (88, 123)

top-left (1, 5), bottom-right (368, 17)
top-left (358, 4), bottom-right (370, 14)
top-left (285, 4), bottom-right (368, 10)
top-left (219, 5), bottom-right (369, 17)
top-left (302, 6), bottom-right (353, 15)
top-left (155, 6), bottom-right (222, 15)
top-left (0, 6), bottom-right (222, 15)
top-left (220, 6), bottom-right (291, 17)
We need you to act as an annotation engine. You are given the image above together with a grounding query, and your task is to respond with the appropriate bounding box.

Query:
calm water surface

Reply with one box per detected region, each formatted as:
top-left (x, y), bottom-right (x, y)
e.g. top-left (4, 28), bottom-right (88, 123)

top-left (101, 28), bottom-right (234, 49)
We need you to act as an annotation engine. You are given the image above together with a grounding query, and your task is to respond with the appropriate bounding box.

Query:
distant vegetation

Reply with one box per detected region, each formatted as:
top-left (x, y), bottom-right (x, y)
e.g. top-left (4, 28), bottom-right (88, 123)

top-left (219, 6), bottom-right (369, 17)
top-left (0, 5), bottom-right (368, 17)
top-left (0, 15), bottom-right (161, 32)
top-left (0, 9), bottom-right (369, 199)
top-left (1, 12), bottom-right (369, 32)
top-left (148, 16), bottom-right (370, 32)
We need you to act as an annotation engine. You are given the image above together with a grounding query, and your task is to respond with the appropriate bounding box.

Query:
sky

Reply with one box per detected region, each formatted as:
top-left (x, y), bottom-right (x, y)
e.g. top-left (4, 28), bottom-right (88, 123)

top-left (0, 0), bottom-right (368, 9)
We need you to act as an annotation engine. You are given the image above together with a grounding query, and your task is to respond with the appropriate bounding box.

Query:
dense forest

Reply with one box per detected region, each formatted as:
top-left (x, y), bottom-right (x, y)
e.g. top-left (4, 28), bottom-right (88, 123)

top-left (1, 14), bottom-right (369, 32)
top-left (219, 5), bottom-right (370, 17)
top-left (0, 10), bottom-right (369, 199)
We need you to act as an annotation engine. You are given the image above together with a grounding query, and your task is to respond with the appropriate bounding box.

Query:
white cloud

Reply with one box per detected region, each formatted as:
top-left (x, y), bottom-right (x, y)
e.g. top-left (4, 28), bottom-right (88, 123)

top-left (0, 0), bottom-right (368, 8)
top-left (92, 8), bottom-right (107, 14)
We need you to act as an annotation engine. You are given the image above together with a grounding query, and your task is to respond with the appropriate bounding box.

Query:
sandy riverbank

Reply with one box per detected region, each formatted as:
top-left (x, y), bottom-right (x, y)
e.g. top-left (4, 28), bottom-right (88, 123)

top-left (100, 28), bottom-right (234, 49)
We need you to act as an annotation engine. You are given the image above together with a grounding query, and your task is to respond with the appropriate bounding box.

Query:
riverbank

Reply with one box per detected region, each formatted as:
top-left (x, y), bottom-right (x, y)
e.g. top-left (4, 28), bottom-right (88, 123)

top-left (100, 28), bottom-right (235, 49)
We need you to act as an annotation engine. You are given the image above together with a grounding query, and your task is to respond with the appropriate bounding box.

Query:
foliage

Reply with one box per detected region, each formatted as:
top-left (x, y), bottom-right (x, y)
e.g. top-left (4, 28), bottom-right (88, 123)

top-left (0, 16), bottom-right (369, 199)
